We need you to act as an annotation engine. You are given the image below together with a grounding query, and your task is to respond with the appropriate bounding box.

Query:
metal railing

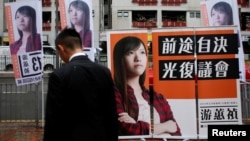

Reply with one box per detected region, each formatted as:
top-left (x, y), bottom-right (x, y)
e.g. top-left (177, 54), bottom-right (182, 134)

top-left (0, 55), bottom-right (12, 71)
top-left (0, 82), bottom-right (44, 124)
top-left (0, 54), bottom-right (108, 71)
top-left (240, 81), bottom-right (250, 124)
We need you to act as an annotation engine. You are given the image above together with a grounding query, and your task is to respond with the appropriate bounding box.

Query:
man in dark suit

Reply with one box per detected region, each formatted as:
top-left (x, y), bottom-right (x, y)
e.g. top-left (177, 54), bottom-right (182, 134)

top-left (43, 28), bottom-right (118, 141)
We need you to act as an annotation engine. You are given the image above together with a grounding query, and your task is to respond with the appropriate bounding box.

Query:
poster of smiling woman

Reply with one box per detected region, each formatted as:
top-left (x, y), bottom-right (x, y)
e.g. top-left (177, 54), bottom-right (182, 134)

top-left (5, 0), bottom-right (43, 86)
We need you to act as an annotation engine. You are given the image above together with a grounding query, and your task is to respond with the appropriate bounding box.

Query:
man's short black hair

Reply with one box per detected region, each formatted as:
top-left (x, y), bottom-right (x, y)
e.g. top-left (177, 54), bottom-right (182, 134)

top-left (55, 27), bottom-right (83, 50)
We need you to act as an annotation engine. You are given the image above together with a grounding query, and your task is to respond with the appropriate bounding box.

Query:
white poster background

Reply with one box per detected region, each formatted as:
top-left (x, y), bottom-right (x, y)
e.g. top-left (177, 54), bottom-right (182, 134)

top-left (161, 100), bottom-right (197, 138)
top-left (198, 97), bottom-right (243, 138)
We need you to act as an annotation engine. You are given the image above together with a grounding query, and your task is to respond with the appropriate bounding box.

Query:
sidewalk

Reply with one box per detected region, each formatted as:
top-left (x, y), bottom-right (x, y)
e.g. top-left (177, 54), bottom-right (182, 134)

top-left (0, 122), bottom-right (43, 141)
top-left (0, 122), bottom-right (205, 141)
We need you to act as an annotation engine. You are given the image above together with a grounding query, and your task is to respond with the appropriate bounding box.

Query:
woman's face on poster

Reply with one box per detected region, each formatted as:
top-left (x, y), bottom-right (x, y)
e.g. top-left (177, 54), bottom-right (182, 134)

top-left (124, 43), bottom-right (147, 77)
top-left (211, 9), bottom-right (229, 26)
top-left (69, 5), bottom-right (84, 26)
top-left (15, 12), bottom-right (30, 31)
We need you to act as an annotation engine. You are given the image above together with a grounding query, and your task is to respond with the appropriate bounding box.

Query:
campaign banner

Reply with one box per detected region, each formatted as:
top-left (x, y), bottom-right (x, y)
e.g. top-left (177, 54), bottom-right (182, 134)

top-left (58, 0), bottom-right (95, 61)
top-left (200, 0), bottom-right (246, 82)
top-left (106, 26), bottom-right (242, 140)
top-left (152, 26), bottom-right (242, 139)
top-left (107, 30), bottom-right (152, 138)
top-left (5, 0), bottom-right (43, 86)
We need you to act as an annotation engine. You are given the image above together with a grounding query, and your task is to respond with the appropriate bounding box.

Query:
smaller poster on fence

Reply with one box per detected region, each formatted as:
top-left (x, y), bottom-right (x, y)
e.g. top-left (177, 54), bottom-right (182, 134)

top-left (5, 0), bottom-right (43, 86)
top-left (200, 0), bottom-right (246, 82)
top-left (58, 0), bottom-right (95, 61)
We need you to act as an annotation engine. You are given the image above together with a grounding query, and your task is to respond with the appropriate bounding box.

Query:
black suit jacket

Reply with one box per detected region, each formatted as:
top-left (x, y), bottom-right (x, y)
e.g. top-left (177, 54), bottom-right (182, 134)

top-left (43, 55), bottom-right (118, 141)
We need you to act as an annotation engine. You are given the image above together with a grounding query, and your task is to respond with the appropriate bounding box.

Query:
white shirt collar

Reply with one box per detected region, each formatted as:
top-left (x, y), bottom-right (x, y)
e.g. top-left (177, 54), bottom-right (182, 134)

top-left (69, 52), bottom-right (86, 61)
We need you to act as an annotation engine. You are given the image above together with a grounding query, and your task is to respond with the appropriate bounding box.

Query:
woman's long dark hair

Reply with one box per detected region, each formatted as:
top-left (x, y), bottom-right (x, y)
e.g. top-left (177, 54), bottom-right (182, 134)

top-left (113, 36), bottom-right (147, 118)
top-left (15, 5), bottom-right (37, 47)
top-left (211, 1), bottom-right (233, 25)
top-left (68, 0), bottom-right (90, 44)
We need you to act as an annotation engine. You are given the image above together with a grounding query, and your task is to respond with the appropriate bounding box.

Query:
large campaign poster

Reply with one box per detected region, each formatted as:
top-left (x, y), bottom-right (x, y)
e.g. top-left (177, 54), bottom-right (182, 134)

top-left (58, 0), bottom-right (95, 61)
top-left (107, 30), bottom-right (152, 139)
top-left (152, 26), bottom-right (242, 139)
top-left (200, 0), bottom-right (246, 82)
top-left (5, 0), bottom-right (43, 86)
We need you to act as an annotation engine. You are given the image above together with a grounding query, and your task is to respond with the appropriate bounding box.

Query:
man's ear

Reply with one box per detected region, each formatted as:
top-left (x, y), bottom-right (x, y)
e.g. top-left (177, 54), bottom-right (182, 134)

top-left (57, 44), bottom-right (64, 52)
